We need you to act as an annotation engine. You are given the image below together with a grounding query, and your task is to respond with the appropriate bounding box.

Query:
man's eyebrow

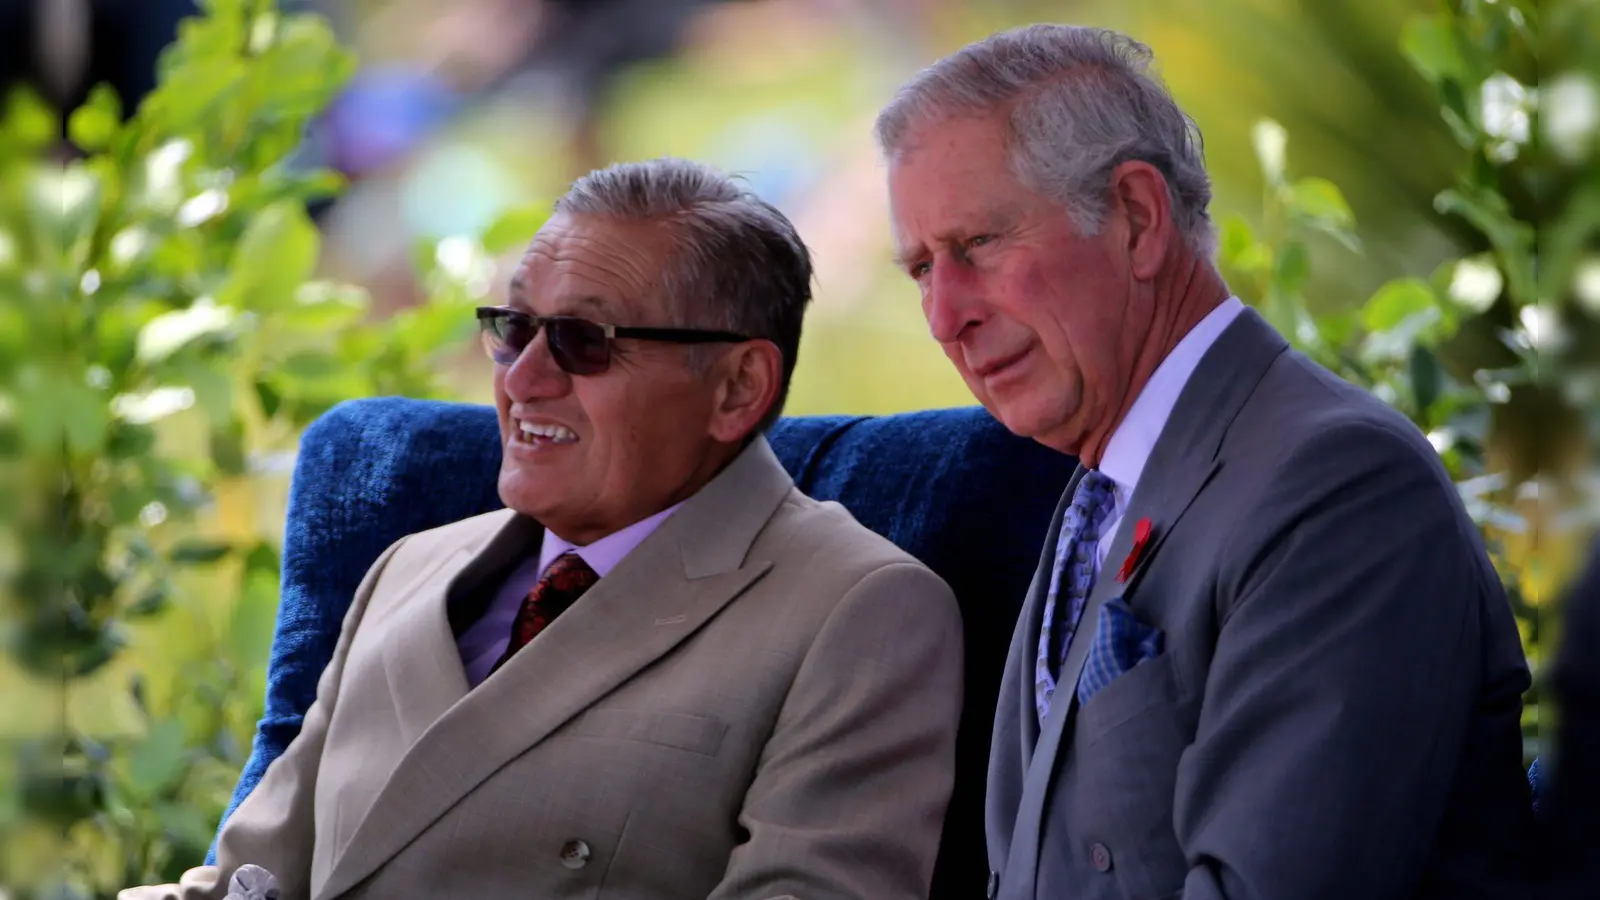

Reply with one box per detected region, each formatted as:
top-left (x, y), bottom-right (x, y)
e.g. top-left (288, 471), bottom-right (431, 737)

top-left (892, 242), bottom-right (928, 270)
top-left (503, 275), bottom-right (608, 316)
top-left (561, 294), bottom-right (608, 314)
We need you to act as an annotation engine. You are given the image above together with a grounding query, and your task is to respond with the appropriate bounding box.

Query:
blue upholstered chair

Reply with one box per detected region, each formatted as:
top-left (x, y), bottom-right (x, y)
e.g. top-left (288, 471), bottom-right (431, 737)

top-left (216, 396), bottom-right (1077, 899)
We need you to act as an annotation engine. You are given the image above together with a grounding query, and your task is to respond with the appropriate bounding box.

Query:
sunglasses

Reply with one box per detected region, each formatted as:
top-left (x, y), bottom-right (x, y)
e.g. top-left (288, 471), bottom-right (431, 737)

top-left (476, 307), bottom-right (752, 376)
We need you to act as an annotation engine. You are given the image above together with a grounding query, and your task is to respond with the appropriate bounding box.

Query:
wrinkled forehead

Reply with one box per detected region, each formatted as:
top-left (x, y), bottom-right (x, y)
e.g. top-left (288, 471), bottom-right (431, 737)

top-left (509, 215), bottom-right (673, 320)
top-left (886, 117), bottom-right (1035, 256)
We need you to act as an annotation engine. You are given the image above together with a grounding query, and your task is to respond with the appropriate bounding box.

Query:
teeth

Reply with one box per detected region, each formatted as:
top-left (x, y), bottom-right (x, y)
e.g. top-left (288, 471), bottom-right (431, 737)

top-left (519, 421), bottom-right (577, 443)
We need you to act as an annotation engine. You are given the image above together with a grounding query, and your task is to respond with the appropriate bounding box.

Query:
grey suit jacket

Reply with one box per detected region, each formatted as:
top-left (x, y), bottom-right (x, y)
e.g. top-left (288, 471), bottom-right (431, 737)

top-left (123, 437), bottom-right (965, 900)
top-left (987, 309), bottom-right (1535, 900)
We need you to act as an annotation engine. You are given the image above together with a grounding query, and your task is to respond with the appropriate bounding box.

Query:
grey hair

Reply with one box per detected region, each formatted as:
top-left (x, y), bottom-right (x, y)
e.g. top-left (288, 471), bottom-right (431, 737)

top-left (554, 158), bottom-right (813, 434)
top-left (874, 24), bottom-right (1216, 258)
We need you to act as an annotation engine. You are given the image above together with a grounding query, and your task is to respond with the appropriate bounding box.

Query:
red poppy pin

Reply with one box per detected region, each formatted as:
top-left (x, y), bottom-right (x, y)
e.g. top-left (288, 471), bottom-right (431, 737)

top-left (1117, 517), bottom-right (1154, 584)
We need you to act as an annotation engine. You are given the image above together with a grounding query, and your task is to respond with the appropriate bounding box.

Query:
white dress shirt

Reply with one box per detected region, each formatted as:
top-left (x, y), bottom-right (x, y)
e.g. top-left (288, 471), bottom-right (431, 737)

top-left (1094, 297), bottom-right (1245, 569)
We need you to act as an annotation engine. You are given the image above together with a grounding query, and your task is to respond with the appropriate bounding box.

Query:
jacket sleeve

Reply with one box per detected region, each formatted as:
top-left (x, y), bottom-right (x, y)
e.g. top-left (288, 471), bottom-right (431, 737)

top-left (1173, 422), bottom-right (1531, 899)
top-left (119, 538), bottom-right (408, 900)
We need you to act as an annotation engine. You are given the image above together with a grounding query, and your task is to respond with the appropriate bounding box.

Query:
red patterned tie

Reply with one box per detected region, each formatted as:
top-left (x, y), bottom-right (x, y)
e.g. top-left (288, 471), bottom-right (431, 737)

top-left (490, 552), bottom-right (599, 673)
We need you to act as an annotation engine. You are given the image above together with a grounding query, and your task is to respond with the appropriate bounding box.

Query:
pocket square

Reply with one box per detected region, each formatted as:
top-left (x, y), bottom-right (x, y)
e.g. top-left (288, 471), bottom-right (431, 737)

top-left (1076, 597), bottom-right (1164, 707)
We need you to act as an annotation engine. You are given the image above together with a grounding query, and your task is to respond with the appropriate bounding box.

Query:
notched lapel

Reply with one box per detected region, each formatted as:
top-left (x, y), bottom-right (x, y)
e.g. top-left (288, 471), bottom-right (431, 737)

top-left (378, 547), bottom-right (473, 743)
top-left (377, 510), bottom-right (532, 744)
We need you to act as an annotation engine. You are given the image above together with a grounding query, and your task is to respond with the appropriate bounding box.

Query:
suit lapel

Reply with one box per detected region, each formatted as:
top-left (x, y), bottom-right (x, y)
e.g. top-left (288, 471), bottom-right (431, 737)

top-left (1006, 308), bottom-right (1289, 894)
top-left (318, 438), bottom-right (795, 900)
top-left (993, 472), bottom-right (1076, 891)
top-left (377, 511), bottom-right (536, 743)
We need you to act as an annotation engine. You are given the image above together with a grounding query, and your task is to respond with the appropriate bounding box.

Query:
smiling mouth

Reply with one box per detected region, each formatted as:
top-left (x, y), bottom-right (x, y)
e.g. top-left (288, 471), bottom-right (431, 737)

top-left (517, 421), bottom-right (577, 445)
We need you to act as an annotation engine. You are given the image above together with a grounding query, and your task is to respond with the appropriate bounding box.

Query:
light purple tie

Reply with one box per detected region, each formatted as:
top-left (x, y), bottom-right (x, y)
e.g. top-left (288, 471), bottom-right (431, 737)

top-left (1034, 470), bottom-right (1116, 724)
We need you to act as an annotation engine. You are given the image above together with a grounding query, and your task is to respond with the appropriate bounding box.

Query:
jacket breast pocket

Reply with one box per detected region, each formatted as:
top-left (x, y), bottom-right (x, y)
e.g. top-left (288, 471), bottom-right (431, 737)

top-left (565, 709), bottom-right (729, 758)
top-left (1077, 651), bottom-right (1184, 742)
top-left (1071, 652), bottom-right (1196, 900)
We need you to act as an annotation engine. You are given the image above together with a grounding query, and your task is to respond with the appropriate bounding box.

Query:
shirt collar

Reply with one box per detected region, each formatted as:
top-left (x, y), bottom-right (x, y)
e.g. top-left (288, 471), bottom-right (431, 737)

top-left (539, 501), bottom-right (685, 579)
top-left (1099, 297), bottom-right (1245, 498)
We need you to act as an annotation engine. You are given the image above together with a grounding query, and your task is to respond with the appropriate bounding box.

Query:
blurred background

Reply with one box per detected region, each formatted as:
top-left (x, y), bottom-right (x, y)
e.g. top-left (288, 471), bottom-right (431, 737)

top-left (0, 0), bottom-right (1479, 410)
top-left (1, 0), bottom-right (1594, 896)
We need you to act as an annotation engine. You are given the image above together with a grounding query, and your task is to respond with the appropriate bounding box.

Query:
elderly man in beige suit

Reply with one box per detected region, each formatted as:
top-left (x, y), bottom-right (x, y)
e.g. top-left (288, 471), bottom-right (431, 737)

top-left (123, 158), bottom-right (964, 900)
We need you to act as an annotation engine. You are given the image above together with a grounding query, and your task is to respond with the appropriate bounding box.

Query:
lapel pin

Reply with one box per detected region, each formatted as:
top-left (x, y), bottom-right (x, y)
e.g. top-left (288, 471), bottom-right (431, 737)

top-left (1117, 517), bottom-right (1154, 584)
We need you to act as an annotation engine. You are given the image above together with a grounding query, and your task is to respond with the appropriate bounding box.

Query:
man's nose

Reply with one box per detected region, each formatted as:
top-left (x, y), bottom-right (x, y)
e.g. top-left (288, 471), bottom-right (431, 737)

top-left (503, 331), bottom-right (569, 399)
top-left (924, 265), bottom-right (985, 344)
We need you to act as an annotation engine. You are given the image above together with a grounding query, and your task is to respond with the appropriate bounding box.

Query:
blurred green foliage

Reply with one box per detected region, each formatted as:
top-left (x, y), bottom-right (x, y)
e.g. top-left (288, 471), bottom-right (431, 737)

top-left (1220, 0), bottom-right (1598, 759)
top-left (0, 0), bottom-right (547, 895)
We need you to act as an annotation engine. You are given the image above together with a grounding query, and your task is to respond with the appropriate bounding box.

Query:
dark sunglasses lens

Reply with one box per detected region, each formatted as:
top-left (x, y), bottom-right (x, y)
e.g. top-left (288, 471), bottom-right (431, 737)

top-left (481, 312), bottom-right (533, 365)
top-left (546, 318), bottom-right (610, 375)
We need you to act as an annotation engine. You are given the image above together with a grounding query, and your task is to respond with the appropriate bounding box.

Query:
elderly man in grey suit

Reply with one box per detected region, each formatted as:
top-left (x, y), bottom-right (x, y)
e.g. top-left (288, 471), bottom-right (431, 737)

top-left (122, 158), bottom-right (964, 900)
top-left (877, 23), bottom-right (1536, 900)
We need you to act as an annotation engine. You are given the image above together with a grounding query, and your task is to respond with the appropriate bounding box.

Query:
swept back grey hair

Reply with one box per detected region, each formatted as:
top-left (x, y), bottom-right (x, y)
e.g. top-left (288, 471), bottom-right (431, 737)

top-left (874, 24), bottom-right (1216, 258)
top-left (554, 157), bottom-right (813, 433)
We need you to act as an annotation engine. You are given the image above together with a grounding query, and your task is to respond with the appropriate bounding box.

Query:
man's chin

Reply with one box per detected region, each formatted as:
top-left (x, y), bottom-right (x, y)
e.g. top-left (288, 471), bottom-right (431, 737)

top-left (992, 401), bottom-right (1080, 454)
top-left (497, 469), bottom-right (553, 520)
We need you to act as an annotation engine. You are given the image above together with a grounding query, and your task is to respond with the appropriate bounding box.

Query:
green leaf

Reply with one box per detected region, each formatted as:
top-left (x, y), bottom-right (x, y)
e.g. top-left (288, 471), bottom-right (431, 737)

top-left (1410, 344), bottom-right (1442, 414)
top-left (243, 540), bottom-right (279, 576)
top-left (172, 358), bottom-right (235, 422)
top-left (284, 281), bottom-right (369, 332)
top-left (278, 349), bottom-right (344, 381)
top-left (481, 204), bottom-right (550, 254)
top-left (1401, 15), bottom-right (1467, 85)
top-left (2, 86), bottom-right (59, 152)
top-left (218, 202), bottom-right (320, 310)
top-left (67, 84), bottom-right (123, 153)
top-left (126, 720), bottom-right (188, 799)
top-left (254, 378), bottom-right (281, 418)
top-left (1287, 177), bottom-right (1356, 230)
top-left (1232, 242), bottom-right (1273, 274)
top-left (125, 584), bottom-right (171, 618)
top-left (105, 420), bottom-right (157, 459)
top-left (136, 302), bottom-right (238, 365)
top-left (211, 418), bottom-right (247, 476)
top-left (1217, 213), bottom-right (1256, 265)
top-left (155, 801), bottom-right (215, 850)
top-left (1433, 189), bottom-right (1537, 304)
top-left (1438, 86), bottom-right (1479, 148)
top-left (230, 562), bottom-right (279, 673)
top-left (14, 375), bottom-right (111, 454)
top-left (143, 57), bottom-right (246, 132)
top-left (1272, 242), bottom-right (1311, 296)
top-left (246, 17), bottom-right (358, 121)
top-left (168, 539), bottom-right (231, 565)
top-left (1362, 278), bottom-right (1438, 331)
top-left (1316, 310), bottom-right (1361, 350)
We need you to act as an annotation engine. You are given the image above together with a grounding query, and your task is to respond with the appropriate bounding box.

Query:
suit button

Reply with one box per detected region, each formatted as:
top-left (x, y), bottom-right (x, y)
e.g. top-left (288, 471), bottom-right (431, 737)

top-left (986, 870), bottom-right (999, 898)
top-left (559, 839), bottom-right (592, 869)
top-left (1090, 842), bottom-right (1113, 872)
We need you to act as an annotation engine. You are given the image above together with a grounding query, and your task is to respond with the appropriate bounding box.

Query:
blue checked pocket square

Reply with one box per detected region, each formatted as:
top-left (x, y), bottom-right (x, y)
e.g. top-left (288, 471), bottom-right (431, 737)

top-left (1076, 597), bottom-right (1164, 708)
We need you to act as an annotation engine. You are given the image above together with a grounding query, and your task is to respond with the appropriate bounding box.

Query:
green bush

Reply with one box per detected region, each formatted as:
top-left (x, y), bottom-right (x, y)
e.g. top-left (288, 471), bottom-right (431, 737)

top-left (1221, 0), bottom-right (1598, 761)
top-left (0, 1), bottom-right (546, 895)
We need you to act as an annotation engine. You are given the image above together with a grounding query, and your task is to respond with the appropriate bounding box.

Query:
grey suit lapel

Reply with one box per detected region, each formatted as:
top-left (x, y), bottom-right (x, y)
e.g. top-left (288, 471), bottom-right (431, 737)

top-left (989, 471), bottom-right (1076, 884)
top-left (1002, 308), bottom-right (1288, 897)
top-left (318, 438), bottom-right (794, 900)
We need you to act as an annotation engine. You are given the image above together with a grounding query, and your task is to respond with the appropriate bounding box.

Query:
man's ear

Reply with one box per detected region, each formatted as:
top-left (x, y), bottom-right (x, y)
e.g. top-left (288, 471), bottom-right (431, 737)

top-left (1108, 160), bottom-right (1175, 281)
top-left (708, 339), bottom-right (783, 443)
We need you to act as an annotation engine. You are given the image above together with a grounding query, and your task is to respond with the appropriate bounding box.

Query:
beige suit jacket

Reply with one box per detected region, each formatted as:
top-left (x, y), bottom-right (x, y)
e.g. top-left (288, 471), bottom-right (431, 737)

top-left (122, 437), bottom-right (964, 900)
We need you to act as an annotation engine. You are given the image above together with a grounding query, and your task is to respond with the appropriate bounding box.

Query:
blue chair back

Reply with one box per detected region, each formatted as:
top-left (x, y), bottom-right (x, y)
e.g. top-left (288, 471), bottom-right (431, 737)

top-left (219, 396), bottom-right (1077, 898)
